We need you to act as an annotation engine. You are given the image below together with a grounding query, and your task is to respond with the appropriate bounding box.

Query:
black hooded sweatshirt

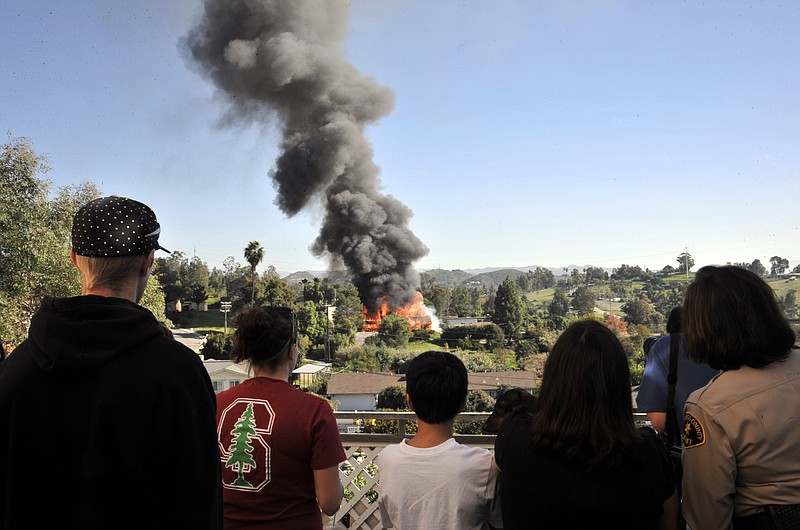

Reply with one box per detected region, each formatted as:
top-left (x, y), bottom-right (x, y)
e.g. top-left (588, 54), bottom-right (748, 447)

top-left (0, 295), bottom-right (223, 529)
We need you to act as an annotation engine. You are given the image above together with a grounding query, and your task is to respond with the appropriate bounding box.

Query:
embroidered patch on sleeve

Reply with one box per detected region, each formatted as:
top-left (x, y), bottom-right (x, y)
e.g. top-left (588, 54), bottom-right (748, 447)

top-left (683, 412), bottom-right (705, 448)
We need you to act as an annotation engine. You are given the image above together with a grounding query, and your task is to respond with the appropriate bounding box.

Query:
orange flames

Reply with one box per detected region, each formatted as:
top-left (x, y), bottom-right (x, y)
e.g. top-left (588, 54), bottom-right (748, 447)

top-left (362, 291), bottom-right (432, 332)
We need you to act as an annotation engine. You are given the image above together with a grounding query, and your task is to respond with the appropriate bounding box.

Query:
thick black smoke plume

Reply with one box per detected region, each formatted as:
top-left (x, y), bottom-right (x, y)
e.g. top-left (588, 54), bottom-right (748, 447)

top-left (183, 0), bottom-right (429, 313)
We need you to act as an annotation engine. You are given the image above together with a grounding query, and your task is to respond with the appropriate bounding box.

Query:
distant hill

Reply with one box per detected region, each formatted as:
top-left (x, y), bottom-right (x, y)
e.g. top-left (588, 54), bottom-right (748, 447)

top-left (460, 264), bottom-right (612, 276)
top-left (281, 264), bottom-right (613, 288)
top-left (282, 270), bottom-right (320, 284)
top-left (419, 268), bottom-right (472, 286)
top-left (282, 269), bottom-right (349, 284)
top-left (461, 268), bottom-right (527, 290)
top-left (281, 262), bottom-right (800, 288)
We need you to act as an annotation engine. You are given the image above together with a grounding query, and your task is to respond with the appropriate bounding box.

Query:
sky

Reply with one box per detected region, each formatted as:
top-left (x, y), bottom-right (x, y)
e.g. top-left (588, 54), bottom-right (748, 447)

top-left (2, 0), bottom-right (798, 277)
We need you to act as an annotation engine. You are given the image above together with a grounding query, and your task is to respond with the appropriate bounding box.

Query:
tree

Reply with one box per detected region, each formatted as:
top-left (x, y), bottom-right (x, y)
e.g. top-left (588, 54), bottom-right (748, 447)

top-left (548, 289), bottom-right (570, 318)
top-left (222, 256), bottom-right (238, 297)
top-left (622, 295), bottom-right (655, 326)
top-left (377, 386), bottom-right (408, 410)
top-left (779, 290), bottom-right (798, 319)
top-left (302, 277), bottom-right (338, 307)
top-left (139, 275), bottom-right (172, 327)
top-left (584, 266), bottom-right (608, 282)
top-left (251, 274), bottom-right (297, 308)
top-left (378, 314), bottom-right (413, 349)
top-left (185, 255), bottom-right (209, 304)
top-left (297, 300), bottom-right (326, 350)
top-left (529, 267), bottom-right (556, 291)
top-left (426, 285), bottom-right (451, 319)
top-left (770, 256), bottom-right (789, 276)
top-left (748, 259), bottom-right (766, 278)
top-left (647, 284), bottom-right (688, 324)
top-left (570, 286), bottom-right (595, 315)
top-left (611, 264), bottom-right (647, 281)
top-left (0, 136), bottom-right (171, 345)
top-left (569, 268), bottom-right (585, 286)
top-left (155, 250), bottom-right (188, 303)
top-left (155, 251), bottom-right (210, 306)
top-left (677, 252), bottom-right (695, 274)
top-left (0, 136), bottom-right (101, 344)
top-left (493, 278), bottom-right (525, 340)
top-left (440, 323), bottom-right (504, 351)
top-left (334, 344), bottom-right (382, 372)
top-left (244, 240), bottom-right (264, 303)
top-left (201, 331), bottom-right (233, 360)
top-left (328, 285), bottom-right (364, 356)
top-left (450, 285), bottom-right (481, 317)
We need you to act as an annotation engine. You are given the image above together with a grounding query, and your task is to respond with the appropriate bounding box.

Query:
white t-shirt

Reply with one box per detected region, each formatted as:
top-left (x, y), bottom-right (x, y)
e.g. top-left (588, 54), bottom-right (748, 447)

top-left (377, 438), bottom-right (502, 530)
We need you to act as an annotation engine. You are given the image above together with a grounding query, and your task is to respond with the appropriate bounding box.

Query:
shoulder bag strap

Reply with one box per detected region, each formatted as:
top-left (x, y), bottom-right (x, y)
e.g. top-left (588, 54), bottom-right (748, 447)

top-left (665, 333), bottom-right (681, 446)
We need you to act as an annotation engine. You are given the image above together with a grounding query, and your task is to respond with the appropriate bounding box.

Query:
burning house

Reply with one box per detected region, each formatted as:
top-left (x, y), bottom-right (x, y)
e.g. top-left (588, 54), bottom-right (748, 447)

top-left (362, 291), bottom-right (435, 332)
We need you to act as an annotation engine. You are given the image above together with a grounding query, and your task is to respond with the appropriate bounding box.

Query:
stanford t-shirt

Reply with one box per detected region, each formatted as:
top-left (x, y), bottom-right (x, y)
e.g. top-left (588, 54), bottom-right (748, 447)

top-left (216, 377), bottom-right (346, 530)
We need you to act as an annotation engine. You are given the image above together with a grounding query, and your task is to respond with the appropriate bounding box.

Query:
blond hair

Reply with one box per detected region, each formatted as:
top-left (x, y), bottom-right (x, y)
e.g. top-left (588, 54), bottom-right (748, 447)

top-left (74, 254), bottom-right (147, 292)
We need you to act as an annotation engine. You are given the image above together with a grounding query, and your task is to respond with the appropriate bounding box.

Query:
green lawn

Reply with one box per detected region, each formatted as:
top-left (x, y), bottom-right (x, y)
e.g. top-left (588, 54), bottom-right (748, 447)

top-left (595, 299), bottom-right (624, 316)
top-left (768, 277), bottom-right (799, 297)
top-left (524, 287), bottom-right (556, 304)
top-left (407, 340), bottom-right (444, 352)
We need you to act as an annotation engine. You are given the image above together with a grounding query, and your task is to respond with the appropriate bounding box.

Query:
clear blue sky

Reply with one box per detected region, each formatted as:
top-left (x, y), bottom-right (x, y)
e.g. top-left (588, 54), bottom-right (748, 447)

top-left (3, 0), bottom-right (798, 276)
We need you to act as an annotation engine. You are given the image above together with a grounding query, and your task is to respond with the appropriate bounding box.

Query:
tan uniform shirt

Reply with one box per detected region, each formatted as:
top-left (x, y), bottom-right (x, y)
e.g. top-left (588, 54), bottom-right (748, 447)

top-left (681, 348), bottom-right (800, 529)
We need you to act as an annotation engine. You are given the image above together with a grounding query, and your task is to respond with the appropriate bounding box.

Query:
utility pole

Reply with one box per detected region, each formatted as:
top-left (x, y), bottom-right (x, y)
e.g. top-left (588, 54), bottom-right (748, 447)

top-left (323, 305), bottom-right (332, 363)
top-left (220, 301), bottom-right (232, 335)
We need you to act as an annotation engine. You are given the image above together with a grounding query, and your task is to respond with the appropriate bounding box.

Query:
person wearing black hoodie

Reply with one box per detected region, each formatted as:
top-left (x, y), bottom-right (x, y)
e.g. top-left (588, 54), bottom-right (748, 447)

top-left (0, 196), bottom-right (222, 529)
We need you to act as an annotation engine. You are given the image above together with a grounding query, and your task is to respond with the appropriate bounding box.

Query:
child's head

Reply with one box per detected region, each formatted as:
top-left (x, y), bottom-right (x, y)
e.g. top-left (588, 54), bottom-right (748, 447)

top-left (406, 350), bottom-right (468, 424)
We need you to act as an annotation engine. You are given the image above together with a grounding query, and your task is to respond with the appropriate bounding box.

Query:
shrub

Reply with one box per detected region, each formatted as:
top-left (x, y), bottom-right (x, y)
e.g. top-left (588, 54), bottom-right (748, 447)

top-left (201, 331), bottom-right (233, 360)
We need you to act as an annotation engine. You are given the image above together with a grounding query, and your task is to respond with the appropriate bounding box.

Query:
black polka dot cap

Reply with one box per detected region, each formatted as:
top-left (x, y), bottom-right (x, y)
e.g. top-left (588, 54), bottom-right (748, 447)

top-left (71, 196), bottom-right (171, 257)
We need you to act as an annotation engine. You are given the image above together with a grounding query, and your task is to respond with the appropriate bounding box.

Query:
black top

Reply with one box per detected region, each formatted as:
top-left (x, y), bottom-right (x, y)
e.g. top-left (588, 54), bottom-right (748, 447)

top-left (495, 410), bottom-right (675, 529)
top-left (0, 295), bottom-right (222, 529)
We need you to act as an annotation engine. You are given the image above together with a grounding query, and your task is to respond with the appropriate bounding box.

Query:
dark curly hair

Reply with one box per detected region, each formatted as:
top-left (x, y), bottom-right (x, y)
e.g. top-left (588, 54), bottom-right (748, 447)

top-left (230, 306), bottom-right (296, 369)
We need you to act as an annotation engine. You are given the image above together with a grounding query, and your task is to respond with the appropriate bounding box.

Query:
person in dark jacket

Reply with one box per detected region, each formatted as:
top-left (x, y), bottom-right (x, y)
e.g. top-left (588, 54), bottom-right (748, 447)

top-left (0, 196), bottom-right (223, 529)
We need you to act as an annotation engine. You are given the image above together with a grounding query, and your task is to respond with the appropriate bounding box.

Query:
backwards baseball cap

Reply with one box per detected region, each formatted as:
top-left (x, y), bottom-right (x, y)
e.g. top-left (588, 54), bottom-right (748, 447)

top-left (71, 196), bottom-right (171, 257)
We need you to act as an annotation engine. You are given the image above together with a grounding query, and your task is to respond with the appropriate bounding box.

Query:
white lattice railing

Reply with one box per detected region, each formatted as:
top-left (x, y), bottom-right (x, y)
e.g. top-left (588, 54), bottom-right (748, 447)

top-left (326, 411), bottom-right (650, 530)
top-left (329, 411), bottom-right (495, 530)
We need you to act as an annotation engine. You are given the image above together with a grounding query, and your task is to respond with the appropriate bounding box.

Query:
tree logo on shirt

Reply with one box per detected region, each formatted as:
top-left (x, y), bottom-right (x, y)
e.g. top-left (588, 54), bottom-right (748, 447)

top-left (683, 412), bottom-right (705, 448)
top-left (218, 398), bottom-right (275, 491)
top-left (226, 403), bottom-right (258, 487)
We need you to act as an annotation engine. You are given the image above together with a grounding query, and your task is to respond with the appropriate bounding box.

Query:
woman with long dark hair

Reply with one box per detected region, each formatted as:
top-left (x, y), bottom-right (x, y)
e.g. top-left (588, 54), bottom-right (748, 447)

top-left (495, 319), bottom-right (678, 529)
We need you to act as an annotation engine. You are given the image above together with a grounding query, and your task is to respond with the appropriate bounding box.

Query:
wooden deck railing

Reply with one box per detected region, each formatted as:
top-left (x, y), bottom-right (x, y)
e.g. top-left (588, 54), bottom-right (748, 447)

top-left (329, 411), bottom-right (650, 529)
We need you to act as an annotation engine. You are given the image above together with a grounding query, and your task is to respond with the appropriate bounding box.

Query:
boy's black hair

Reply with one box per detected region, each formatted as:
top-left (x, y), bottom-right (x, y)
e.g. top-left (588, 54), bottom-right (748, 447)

top-left (405, 350), bottom-right (468, 424)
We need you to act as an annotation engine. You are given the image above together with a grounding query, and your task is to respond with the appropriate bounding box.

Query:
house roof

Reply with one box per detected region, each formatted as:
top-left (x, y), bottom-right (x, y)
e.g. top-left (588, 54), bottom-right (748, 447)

top-left (203, 360), bottom-right (248, 377)
top-left (327, 372), bottom-right (404, 395)
top-left (203, 360), bottom-right (332, 378)
top-left (327, 371), bottom-right (538, 396)
top-left (293, 362), bottom-right (332, 375)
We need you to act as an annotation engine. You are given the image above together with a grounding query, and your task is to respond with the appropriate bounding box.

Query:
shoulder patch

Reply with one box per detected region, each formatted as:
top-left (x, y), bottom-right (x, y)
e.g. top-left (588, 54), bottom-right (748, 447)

top-left (683, 412), bottom-right (705, 448)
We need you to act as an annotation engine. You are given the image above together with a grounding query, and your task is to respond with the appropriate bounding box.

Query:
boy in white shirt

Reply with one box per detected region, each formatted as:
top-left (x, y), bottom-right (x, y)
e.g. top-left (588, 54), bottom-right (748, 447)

top-left (377, 350), bottom-right (502, 529)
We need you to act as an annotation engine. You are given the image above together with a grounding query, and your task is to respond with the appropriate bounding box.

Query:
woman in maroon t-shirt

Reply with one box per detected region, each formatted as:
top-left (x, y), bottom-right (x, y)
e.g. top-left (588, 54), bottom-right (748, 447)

top-left (216, 306), bottom-right (346, 530)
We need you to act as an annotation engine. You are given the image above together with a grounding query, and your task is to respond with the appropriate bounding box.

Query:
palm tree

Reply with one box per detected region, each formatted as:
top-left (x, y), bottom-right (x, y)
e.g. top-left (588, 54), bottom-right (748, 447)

top-left (244, 241), bottom-right (265, 303)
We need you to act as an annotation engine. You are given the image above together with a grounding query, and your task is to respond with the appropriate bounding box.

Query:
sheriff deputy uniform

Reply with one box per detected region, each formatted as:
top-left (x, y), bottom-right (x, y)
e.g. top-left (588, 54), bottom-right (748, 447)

top-left (681, 348), bottom-right (800, 529)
